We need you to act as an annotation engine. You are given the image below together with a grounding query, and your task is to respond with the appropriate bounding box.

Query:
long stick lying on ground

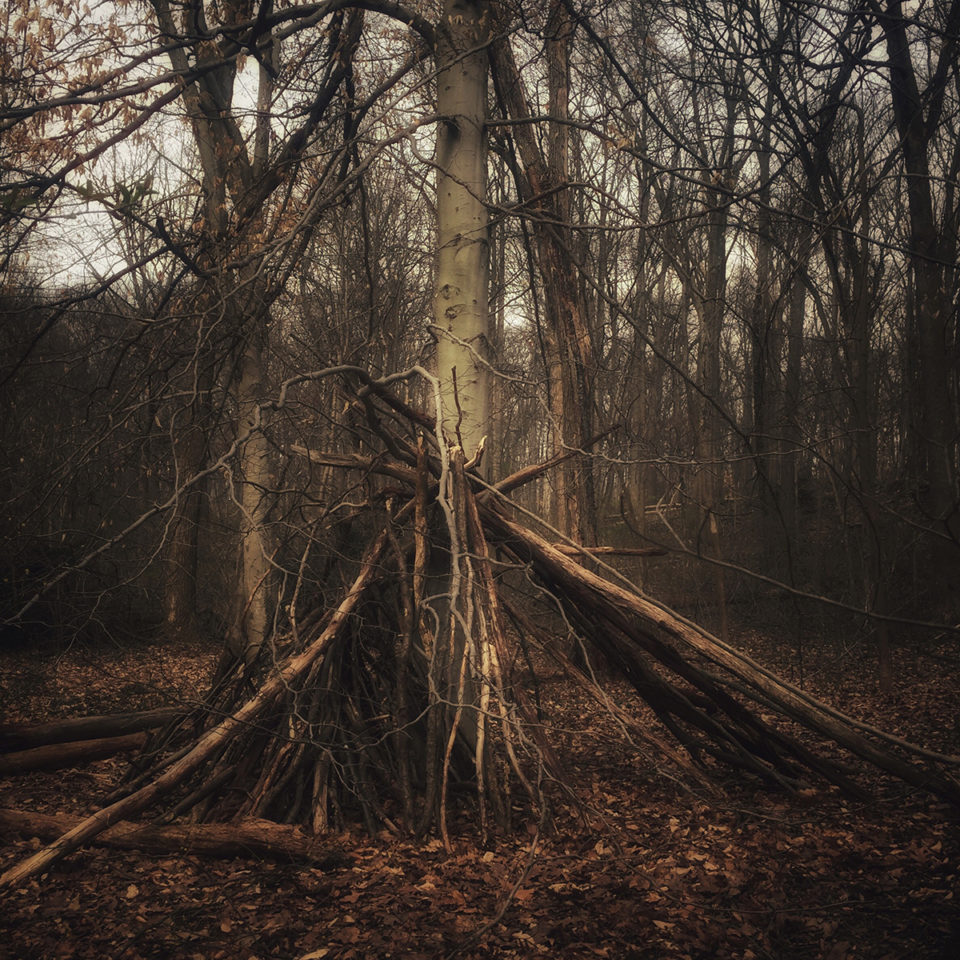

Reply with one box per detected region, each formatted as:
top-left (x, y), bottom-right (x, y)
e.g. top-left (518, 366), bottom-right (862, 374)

top-left (0, 809), bottom-right (347, 866)
top-left (0, 530), bottom-right (387, 890)
top-left (0, 707), bottom-right (181, 752)
top-left (0, 733), bottom-right (150, 775)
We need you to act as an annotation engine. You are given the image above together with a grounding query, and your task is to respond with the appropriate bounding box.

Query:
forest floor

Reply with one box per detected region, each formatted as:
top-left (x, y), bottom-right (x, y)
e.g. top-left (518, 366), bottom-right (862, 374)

top-left (0, 627), bottom-right (958, 960)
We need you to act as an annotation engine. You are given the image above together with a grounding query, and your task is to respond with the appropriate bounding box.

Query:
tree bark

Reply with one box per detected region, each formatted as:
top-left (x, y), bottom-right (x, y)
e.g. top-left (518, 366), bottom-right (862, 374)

top-left (434, 0), bottom-right (490, 463)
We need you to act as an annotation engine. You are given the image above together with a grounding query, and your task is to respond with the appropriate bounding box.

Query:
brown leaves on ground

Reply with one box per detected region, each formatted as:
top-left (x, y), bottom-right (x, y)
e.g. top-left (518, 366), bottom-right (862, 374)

top-left (1, 631), bottom-right (958, 959)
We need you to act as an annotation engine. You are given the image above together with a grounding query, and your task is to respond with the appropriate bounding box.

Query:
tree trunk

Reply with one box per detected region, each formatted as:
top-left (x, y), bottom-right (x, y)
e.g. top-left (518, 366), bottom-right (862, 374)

top-left (489, 7), bottom-right (599, 545)
top-left (434, 0), bottom-right (490, 462)
top-left (748, 84), bottom-right (790, 573)
top-left (877, 0), bottom-right (959, 531)
top-left (780, 247), bottom-right (809, 542)
top-left (545, 0), bottom-right (595, 546)
top-left (230, 328), bottom-right (274, 663)
top-left (162, 400), bottom-right (207, 639)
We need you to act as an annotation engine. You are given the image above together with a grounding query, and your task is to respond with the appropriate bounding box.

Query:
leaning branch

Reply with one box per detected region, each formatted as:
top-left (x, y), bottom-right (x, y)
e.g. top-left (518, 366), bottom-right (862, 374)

top-left (289, 445), bottom-right (419, 486)
top-left (483, 506), bottom-right (960, 805)
top-left (0, 530), bottom-right (387, 890)
top-left (551, 545), bottom-right (667, 559)
top-left (488, 427), bottom-right (618, 497)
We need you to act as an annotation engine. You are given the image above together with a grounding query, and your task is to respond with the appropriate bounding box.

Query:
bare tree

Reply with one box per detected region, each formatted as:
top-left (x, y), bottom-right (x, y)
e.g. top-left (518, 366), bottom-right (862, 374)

top-left (868, 0), bottom-right (960, 535)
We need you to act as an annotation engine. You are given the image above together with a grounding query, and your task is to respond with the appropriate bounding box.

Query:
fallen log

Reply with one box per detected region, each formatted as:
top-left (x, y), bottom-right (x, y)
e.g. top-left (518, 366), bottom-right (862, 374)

top-left (0, 707), bottom-right (180, 752)
top-left (0, 808), bottom-right (345, 866)
top-left (0, 733), bottom-right (150, 775)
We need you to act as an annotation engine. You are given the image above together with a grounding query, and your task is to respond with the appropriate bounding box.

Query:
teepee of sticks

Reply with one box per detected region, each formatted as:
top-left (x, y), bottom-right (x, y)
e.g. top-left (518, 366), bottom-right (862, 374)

top-left (2, 377), bottom-right (959, 890)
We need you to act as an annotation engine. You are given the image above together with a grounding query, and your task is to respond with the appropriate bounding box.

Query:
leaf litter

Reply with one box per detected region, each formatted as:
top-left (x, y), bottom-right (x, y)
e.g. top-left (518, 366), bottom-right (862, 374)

top-left (0, 630), bottom-right (958, 959)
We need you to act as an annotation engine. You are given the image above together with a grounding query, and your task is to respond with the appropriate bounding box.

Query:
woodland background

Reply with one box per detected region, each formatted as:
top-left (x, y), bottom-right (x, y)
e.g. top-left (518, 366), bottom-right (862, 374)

top-left (1, 0), bottom-right (959, 954)
top-left (2, 0), bottom-right (958, 677)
